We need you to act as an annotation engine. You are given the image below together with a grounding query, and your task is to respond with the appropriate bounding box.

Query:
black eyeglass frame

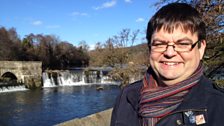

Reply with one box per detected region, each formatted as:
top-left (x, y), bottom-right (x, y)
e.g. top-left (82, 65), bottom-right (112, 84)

top-left (150, 40), bottom-right (201, 52)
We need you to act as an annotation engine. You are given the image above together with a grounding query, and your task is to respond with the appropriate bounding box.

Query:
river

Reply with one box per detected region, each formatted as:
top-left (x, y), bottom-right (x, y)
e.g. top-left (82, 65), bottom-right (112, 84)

top-left (0, 84), bottom-right (120, 126)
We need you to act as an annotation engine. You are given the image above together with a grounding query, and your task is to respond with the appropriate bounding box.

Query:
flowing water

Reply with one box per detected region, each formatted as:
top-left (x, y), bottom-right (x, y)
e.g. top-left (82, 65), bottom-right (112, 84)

top-left (0, 69), bottom-right (121, 126)
top-left (0, 84), bottom-right (120, 126)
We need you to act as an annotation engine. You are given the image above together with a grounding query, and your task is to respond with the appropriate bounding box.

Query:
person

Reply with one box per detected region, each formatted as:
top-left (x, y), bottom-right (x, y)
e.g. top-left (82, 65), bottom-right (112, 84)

top-left (110, 2), bottom-right (224, 126)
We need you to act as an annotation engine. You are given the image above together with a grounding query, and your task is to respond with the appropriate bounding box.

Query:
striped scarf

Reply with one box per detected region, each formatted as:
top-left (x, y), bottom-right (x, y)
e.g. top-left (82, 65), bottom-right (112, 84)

top-left (139, 64), bottom-right (203, 126)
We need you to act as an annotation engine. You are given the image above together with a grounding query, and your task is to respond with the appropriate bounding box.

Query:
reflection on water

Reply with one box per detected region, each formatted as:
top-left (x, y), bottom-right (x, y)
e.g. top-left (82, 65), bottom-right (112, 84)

top-left (0, 85), bottom-right (120, 126)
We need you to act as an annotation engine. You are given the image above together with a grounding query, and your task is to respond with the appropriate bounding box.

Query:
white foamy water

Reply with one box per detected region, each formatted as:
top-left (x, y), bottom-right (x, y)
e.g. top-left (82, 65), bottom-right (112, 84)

top-left (0, 85), bottom-right (28, 93)
top-left (42, 70), bottom-right (119, 88)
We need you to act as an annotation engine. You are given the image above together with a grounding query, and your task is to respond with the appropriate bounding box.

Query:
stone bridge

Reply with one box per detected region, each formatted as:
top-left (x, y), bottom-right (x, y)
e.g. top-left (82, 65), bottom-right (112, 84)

top-left (0, 61), bottom-right (42, 89)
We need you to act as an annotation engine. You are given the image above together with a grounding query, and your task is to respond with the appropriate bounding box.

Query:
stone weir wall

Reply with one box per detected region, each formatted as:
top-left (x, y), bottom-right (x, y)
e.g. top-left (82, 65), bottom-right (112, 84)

top-left (0, 61), bottom-right (42, 88)
top-left (56, 108), bottom-right (112, 126)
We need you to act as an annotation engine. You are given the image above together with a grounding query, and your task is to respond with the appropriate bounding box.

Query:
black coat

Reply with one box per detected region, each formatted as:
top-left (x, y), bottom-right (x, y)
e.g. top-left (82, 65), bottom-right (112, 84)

top-left (111, 76), bottom-right (224, 126)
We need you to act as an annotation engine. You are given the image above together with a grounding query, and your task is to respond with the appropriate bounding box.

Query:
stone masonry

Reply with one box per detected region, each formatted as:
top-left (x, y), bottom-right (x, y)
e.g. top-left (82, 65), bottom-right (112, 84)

top-left (0, 61), bottom-right (42, 88)
top-left (56, 108), bottom-right (112, 126)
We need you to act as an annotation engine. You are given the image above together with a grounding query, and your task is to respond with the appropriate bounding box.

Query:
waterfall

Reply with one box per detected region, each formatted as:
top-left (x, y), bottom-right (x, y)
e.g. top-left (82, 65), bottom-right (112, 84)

top-left (43, 70), bottom-right (84, 87)
top-left (43, 68), bottom-right (119, 87)
top-left (0, 85), bottom-right (28, 93)
top-left (0, 82), bottom-right (28, 93)
top-left (0, 68), bottom-right (119, 92)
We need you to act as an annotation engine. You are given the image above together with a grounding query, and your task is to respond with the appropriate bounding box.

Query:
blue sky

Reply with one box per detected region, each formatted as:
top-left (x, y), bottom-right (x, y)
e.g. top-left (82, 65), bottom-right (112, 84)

top-left (0, 0), bottom-right (157, 49)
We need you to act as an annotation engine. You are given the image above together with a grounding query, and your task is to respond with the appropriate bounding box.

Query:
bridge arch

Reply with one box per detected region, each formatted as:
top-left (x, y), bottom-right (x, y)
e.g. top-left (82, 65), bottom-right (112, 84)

top-left (0, 61), bottom-right (42, 89)
top-left (1, 72), bottom-right (18, 81)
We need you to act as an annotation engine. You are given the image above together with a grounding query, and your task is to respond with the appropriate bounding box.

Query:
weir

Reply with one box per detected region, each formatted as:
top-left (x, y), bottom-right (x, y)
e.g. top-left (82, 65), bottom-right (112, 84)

top-left (0, 63), bottom-right (121, 125)
top-left (42, 67), bottom-right (118, 87)
top-left (0, 63), bottom-right (118, 92)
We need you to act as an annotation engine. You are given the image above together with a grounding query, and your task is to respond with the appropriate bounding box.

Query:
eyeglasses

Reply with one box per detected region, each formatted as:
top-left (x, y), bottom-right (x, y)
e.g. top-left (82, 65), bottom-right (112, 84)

top-left (150, 40), bottom-right (200, 52)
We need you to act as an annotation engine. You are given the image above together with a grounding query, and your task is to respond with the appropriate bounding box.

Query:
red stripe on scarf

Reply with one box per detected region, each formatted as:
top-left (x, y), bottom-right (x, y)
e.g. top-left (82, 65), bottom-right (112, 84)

top-left (139, 63), bottom-right (204, 126)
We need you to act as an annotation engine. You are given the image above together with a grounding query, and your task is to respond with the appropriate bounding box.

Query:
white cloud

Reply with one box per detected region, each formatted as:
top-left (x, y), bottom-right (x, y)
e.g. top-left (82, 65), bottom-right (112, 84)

top-left (71, 11), bottom-right (88, 16)
top-left (32, 20), bottom-right (43, 26)
top-left (124, 0), bottom-right (132, 3)
top-left (93, 0), bottom-right (117, 10)
top-left (136, 18), bottom-right (145, 23)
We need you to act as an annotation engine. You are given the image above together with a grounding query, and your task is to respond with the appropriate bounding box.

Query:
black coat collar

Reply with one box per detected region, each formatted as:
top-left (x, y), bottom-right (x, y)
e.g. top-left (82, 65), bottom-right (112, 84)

top-left (176, 76), bottom-right (209, 110)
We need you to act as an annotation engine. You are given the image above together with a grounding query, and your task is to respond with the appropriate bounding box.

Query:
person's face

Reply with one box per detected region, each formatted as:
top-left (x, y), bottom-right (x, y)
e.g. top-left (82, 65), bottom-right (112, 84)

top-left (149, 26), bottom-right (206, 85)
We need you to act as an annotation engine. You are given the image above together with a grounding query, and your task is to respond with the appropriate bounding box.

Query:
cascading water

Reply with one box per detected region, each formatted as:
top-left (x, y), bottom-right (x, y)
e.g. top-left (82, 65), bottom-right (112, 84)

top-left (0, 84), bottom-right (28, 92)
top-left (0, 68), bottom-right (121, 125)
top-left (43, 68), bottom-right (119, 87)
top-left (0, 81), bottom-right (28, 93)
top-left (43, 70), bottom-right (86, 87)
top-left (0, 68), bottom-right (119, 92)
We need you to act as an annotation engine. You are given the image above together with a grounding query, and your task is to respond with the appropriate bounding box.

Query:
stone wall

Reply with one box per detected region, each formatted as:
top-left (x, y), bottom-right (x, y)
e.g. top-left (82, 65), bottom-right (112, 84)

top-left (56, 108), bottom-right (112, 126)
top-left (0, 61), bottom-right (42, 88)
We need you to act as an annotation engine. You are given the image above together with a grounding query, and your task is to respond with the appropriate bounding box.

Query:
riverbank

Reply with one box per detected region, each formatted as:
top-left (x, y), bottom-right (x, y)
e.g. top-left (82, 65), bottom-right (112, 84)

top-left (56, 108), bottom-right (112, 126)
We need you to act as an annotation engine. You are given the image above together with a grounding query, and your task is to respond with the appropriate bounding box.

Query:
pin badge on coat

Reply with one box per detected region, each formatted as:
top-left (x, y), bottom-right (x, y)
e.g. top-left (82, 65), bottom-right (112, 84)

top-left (184, 111), bottom-right (206, 125)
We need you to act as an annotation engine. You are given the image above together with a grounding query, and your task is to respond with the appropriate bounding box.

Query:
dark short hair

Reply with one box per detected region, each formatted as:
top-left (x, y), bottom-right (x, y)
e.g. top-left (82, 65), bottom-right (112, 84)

top-left (146, 3), bottom-right (206, 47)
